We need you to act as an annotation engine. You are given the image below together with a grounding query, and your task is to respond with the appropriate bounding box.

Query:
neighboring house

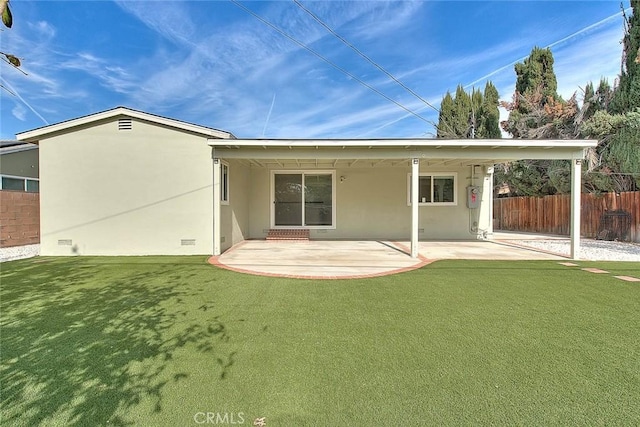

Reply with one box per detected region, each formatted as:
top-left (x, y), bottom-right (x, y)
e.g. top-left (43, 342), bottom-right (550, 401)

top-left (0, 140), bottom-right (39, 190)
top-left (0, 140), bottom-right (40, 247)
top-left (16, 107), bottom-right (597, 259)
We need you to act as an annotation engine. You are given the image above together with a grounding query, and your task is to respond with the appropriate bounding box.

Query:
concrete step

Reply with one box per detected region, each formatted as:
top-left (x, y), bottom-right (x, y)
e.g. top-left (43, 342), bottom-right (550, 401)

top-left (266, 229), bottom-right (310, 241)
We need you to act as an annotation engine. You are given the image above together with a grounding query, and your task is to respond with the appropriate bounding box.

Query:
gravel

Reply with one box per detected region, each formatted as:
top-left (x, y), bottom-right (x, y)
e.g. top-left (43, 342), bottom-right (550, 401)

top-left (1, 240), bottom-right (639, 263)
top-left (0, 244), bottom-right (40, 263)
top-left (508, 239), bottom-right (640, 261)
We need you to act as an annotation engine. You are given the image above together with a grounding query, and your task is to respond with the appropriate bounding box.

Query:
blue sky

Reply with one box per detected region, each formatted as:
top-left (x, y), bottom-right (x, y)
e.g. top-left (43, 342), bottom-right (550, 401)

top-left (0, 1), bottom-right (630, 139)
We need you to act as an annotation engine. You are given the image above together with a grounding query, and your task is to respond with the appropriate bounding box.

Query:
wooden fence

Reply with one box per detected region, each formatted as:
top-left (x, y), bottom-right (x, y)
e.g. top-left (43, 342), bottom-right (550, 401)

top-left (493, 191), bottom-right (640, 242)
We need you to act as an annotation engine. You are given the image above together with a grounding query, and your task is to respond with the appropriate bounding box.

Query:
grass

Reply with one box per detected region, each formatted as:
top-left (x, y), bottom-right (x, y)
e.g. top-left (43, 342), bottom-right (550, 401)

top-left (1, 257), bottom-right (639, 426)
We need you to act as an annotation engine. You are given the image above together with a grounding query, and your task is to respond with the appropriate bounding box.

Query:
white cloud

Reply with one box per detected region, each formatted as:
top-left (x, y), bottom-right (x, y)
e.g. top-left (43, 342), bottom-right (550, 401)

top-left (108, 0), bottom-right (437, 137)
top-left (1, 1), bottom-right (626, 140)
top-left (11, 103), bottom-right (27, 121)
top-left (58, 52), bottom-right (139, 94)
top-left (114, 0), bottom-right (197, 47)
top-left (29, 21), bottom-right (56, 38)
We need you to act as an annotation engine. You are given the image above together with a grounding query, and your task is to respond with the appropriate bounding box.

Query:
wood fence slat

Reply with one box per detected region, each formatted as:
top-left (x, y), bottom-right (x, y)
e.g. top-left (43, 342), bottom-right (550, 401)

top-left (493, 191), bottom-right (640, 242)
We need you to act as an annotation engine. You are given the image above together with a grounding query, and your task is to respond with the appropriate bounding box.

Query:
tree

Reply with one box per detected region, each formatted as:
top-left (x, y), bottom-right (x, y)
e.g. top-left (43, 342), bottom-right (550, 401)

top-left (610, 0), bottom-right (640, 113)
top-left (581, 108), bottom-right (640, 192)
top-left (579, 78), bottom-right (615, 124)
top-left (498, 47), bottom-right (580, 196)
top-left (497, 6), bottom-right (639, 196)
top-left (452, 85), bottom-right (472, 137)
top-left (514, 47), bottom-right (559, 104)
top-left (1, 0), bottom-right (12, 29)
top-left (502, 47), bottom-right (564, 138)
top-left (0, 0), bottom-right (20, 67)
top-left (436, 82), bottom-right (500, 138)
top-left (578, 2), bottom-right (640, 193)
top-left (0, 0), bottom-right (24, 95)
top-left (436, 92), bottom-right (455, 137)
top-left (478, 81), bottom-right (501, 138)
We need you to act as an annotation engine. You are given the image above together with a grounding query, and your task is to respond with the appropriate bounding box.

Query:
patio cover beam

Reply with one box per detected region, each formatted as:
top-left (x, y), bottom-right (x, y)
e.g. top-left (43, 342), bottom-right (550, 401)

top-left (213, 147), bottom-right (589, 162)
top-left (210, 139), bottom-right (595, 148)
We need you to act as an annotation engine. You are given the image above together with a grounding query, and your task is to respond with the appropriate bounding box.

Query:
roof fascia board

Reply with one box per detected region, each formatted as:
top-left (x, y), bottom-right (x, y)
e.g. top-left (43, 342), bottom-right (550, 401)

top-left (17, 107), bottom-right (233, 141)
top-left (0, 144), bottom-right (38, 155)
top-left (209, 138), bottom-right (597, 149)
top-left (214, 146), bottom-right (589, 161)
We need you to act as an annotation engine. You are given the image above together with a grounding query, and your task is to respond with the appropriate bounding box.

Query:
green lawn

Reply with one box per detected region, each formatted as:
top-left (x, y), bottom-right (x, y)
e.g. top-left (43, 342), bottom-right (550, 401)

top-left (1, 257), bottom-right (639, 426)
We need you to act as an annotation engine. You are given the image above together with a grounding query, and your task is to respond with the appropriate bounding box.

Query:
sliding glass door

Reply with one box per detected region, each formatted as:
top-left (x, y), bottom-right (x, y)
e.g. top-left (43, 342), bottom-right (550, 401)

top-left (274, 174), bottom-right (303, 226)
top-left (273, 172), bottom-right (334, 228)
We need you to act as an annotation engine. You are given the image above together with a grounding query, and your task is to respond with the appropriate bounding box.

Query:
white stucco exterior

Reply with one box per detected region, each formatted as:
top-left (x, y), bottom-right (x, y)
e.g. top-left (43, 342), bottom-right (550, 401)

top-left (17, 107), bottom-right (234, 256)
top-left (17, 108), bottom-right (597, 259)
top-left (212, 139), bottom-right (596, 258)
top-left (243, 165), bottom-right (492, 241)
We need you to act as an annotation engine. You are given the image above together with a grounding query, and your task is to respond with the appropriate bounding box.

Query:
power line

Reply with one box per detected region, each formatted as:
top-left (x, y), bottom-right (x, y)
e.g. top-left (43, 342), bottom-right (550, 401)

top-left (229, 0), bottom-right (436, 127)
top-left (297, 1), bottom-right (480, 137)
top-left (292, 0), bottom-right (443, 117)
top-left (292, 0), bottom-right (458, 137)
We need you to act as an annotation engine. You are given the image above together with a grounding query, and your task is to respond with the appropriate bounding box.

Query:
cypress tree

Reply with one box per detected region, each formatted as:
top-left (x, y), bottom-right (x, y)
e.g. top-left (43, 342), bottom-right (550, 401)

top-left (470, 88), bottom-right (483, 137)
top-left (479, 81), bottom-right (501, 138)
top-left (437, 83), bottom-right (501, 138)
top-left (514, 46), bottom-right (560, 110)
top-left (504, 47), bottom-right (562, 137)
top-left (452, 85), bottom-right (472, 137)
top-left (437, 91), bottom-right (455, 137)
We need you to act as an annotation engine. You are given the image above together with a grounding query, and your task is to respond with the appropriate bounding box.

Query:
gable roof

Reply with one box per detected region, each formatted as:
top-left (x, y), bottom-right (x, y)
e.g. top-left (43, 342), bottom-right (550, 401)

top-left (16, 106), bottom-right (235, 142)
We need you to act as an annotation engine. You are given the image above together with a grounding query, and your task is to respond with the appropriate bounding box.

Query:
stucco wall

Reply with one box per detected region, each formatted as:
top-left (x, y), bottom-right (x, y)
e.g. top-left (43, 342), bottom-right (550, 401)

top-left (39, 118), bottom-right (216, 255)
top-left (220, 160), bottom-right (250, 252)
top-left (247, 165), bottom-right (493, 241)
top-left (0, 148), bottom-right (39, 179)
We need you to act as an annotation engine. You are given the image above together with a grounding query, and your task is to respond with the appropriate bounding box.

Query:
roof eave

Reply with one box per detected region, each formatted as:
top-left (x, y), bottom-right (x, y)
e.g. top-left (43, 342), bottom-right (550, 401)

top-left (16, 106), bottom-right (234, 142)
top-left (208, 138), bottom-right (598, 149)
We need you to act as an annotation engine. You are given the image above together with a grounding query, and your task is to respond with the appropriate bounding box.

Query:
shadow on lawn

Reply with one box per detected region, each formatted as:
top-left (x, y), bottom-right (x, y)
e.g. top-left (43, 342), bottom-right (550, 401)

top-left (0, 258), bottom-right (233, 426)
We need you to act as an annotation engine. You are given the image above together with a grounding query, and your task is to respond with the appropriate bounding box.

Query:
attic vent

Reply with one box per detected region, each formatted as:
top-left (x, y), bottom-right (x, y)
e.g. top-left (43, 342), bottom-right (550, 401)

top-left (181, 239), bottom-right (196, 246)
top-left (58, 239), bottom-right (72, 246)
top-left (118, 118), bottom-right (133, 130)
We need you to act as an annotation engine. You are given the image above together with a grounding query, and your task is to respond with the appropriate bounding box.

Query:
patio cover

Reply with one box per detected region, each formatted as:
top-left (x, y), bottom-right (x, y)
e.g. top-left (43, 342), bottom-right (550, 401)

top-left (209, 138), bottom-right (598, 259)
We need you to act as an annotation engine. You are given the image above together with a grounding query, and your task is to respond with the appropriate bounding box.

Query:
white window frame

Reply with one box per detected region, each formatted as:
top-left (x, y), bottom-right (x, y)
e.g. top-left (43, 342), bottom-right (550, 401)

top-left (0, 174), bottom-right (40, 193)
top-left (407, 172), bottom-right (457, 206)
top-left (220, 161), bottom-right (229, 205)
top-left (270, 170), bottom-right (336, 229)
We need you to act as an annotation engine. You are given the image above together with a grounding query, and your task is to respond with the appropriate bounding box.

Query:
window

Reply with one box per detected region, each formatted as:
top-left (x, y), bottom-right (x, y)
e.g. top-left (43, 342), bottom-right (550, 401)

top-left (408, 173), bottom-right (457, 205)
top-left (221, 162), bottom-right (229, 204)
top-left (1, 176), bottom-right (25, 191)
top-left (26, 180), bottom-right (39, 193)
top-left (0, 175), bottom-right (39, 193)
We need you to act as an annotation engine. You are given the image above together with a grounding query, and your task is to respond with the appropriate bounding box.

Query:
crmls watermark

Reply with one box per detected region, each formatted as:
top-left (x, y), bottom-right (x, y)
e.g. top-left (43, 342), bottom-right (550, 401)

top-left (193, 412), bottom-right (245, 424)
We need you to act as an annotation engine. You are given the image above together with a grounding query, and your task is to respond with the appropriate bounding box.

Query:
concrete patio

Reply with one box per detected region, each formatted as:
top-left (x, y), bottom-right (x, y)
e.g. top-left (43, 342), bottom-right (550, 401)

top-left (209, 234), bottom-right (565, 279)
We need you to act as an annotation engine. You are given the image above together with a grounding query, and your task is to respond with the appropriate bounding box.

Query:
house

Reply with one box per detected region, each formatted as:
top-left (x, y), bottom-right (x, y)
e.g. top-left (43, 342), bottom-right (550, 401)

top-left (0, 140), bottom-right (40, 247)
top-left (0, 140), bottom-right (39, 190)
top-left (16, 107), bottom-right (597, 259)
